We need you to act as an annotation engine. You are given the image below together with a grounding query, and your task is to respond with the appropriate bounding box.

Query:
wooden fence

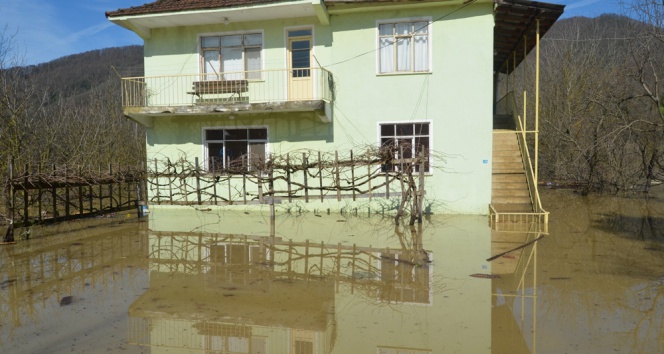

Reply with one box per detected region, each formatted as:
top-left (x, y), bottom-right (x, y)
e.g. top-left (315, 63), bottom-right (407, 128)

top-left (148, 148), bottom-right (428, 225)
top-left (3, 158), bottom-right (146, 242)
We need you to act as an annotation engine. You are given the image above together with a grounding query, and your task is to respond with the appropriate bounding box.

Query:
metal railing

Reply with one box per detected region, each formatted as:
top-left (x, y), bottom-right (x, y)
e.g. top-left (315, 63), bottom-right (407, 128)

top-left (491, 92), bottom-right (549, 225)
top-left (121, 68), bottom-right (334, 108)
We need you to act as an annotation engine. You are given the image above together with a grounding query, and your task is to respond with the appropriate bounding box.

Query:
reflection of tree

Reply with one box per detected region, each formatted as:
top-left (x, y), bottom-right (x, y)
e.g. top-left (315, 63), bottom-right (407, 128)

top-left (538, 189), bottom-right (664, 352)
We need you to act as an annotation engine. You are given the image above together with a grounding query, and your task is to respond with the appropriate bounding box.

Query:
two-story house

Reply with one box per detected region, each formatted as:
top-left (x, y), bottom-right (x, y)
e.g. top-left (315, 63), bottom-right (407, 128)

top-left (106, 0), bottom-right (564, 219)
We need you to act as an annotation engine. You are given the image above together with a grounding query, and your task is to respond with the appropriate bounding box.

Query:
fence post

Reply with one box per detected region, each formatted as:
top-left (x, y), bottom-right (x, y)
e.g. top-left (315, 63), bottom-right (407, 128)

top-left (65, 164), bottom-right (70, 220)
top-left (167, 159), bottom-right (173, 204)
top-left (108, 164), bottom-right (113, 210)
top-left (303, 153), bottom-right (309, 203)
top-left (154, 158), bottom-right (160, 205)
top-left (269, 156), bottom-right (275, 213)
top-left (53, 164), bottom-right (58, 220)
top-left (88, 165), bottom-right (93, 214)
top-left (195, 157), bottom-right (201, 205)
top-left (78, 166), bottom-right (84, 216)
top-left (23, 163), bottom-right (29, 227)
top-left (4, 156), bottom-right (15, 242)
top-left (335, 151), bottom-right (341, 202)
top-left (418, 150), bottom-right (425, 223)
top-left (367, 150), bottom-right (372, 202)
top-left (114, 164), bottom-right (122, 209)
top-left (98, 165), bottom-right (103, 212)
top-left (286, 153), bottom-right (292, 203)
top-left (350, 150), bottom-right (356, 201)
top-left (318, 151), bottom-right (323, 202)
top-left (38, 163), bottom-right (42, 222)
top-left (258, 165), bottom-right (264, 204)
top-left (181, 160), bottom-right (188, 204)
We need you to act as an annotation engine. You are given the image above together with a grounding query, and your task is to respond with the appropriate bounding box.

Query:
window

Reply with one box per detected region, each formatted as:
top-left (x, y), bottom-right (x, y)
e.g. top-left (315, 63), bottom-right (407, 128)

top-left (380, 122), bottom-right (430, 172)
top-left (205, 128), bottom-right (267, 172)
top-left (201, 33), bottom-right (262, 80)
top-left (288, 28), bottom-right (312, 78)
top-left (378, 20), bottom-right (429, 74)
top-left (380, 251), bottom-right (432, 304)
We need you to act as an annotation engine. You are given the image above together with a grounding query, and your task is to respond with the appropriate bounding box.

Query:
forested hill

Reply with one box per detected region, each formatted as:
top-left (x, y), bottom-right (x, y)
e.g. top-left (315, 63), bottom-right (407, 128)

top-left (529, 12), bottom-right (664, 193)
top-left (0, 44), bottom-right (146, 176)
top-left (26, 45), bottom-right (144, 100)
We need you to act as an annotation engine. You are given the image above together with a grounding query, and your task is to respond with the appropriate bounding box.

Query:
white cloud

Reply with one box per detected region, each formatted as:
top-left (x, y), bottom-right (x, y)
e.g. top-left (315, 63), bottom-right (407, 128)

top-left (566, 0), bottom-right (603, 10)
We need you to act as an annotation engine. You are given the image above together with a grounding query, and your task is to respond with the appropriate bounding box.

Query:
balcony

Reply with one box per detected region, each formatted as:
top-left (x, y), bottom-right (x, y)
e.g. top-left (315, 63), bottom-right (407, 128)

top-left (121, 68), bottom-right (334, 126)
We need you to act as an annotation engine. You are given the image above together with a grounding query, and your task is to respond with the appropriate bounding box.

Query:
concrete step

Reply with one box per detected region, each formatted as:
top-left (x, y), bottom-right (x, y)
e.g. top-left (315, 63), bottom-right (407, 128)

top-left (492, 181), bottom-right (528, 190)
top-left (493, 134), bottom-right (519, 142)
top-left (493, 141), bottom-right (519, 150)
top-left (492, 189), bottom-right (530, 197)
top-left (492, 162), bottom-right (524, 171)
top-left (493, 155), bottom-right (522, 163)
top-left (493, 150), bottom-right (522, 157)
top-left (491, 203), bottom-right (534, 213)
top-left (492, 195), bottom-right (532, 204)
top-left (492, 173), bottom-right (527, 183)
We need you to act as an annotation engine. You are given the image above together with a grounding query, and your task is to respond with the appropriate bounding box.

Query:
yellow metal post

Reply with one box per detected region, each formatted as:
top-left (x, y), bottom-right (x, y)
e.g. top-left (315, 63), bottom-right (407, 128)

top-left (523, 35), bottom-right (528, 133)
top-left (535, 19), bottom-right (540, 196)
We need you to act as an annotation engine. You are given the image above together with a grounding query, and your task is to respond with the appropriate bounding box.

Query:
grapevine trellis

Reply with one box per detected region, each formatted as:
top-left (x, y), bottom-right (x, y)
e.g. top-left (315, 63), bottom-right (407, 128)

top-left (149, 147), bottom-right (433, 226)
top-left (3, 158), bottom-right (146, 243)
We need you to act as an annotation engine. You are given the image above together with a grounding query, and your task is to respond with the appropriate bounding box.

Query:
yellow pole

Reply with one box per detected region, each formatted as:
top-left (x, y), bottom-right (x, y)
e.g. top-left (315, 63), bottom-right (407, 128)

top-left (523, 35), bottom-right (528, 133)
top-left (535, 19), bottom-right (540, 202)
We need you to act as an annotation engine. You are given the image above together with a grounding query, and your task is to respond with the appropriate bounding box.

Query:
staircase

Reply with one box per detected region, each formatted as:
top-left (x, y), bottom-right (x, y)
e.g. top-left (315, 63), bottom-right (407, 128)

top-left (491, 124), bottom-right (533, 214)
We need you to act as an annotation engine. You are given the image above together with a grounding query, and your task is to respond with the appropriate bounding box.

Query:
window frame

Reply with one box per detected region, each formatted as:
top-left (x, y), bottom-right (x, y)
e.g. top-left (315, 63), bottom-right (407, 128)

top-left (378, 120), bottom-right (433, 173)
top-left (199, 30), bottom-right (264, 81)
top-left (202, 126), bottom-right (269, 173)
top-left (376, 17), bottom-right (432, 75)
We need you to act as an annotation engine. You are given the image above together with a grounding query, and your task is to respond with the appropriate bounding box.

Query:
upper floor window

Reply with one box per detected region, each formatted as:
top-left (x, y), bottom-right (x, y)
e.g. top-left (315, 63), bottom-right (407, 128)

top-left (378, 20), bottom-right (430, 74)
top-left (201, 33), bottom-right (262, 80)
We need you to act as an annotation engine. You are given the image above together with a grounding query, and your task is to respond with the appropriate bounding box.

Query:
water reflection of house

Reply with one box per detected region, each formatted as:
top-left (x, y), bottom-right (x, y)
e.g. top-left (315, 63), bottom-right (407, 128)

top-left (129, 229), bottom-right (435, 353)
top-left (130, 208), bottom-right (505, 353)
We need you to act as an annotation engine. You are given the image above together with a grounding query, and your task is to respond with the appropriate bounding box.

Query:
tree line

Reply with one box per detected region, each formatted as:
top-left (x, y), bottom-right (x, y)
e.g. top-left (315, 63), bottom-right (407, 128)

top-left (0, 28), bottom-right (146, 193)
top-left (511, 1), bottom-right (663, 193)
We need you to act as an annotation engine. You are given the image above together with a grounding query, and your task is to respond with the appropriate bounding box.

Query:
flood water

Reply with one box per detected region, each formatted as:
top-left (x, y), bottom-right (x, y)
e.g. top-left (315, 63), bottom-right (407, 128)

top-left (0, 188), bottom-right (662, 354)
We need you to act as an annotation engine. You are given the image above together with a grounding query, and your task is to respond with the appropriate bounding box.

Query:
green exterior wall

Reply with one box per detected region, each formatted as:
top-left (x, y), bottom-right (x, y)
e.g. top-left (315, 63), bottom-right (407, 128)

top-left (139, 2), bottom-right (495, 214)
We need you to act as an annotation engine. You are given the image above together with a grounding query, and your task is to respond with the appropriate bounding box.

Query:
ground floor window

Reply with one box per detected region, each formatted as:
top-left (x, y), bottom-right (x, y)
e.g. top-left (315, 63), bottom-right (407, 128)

top-left (379, 122), bottom-right (430, 172)
top-left (205, 127), bottom-right (267, 172)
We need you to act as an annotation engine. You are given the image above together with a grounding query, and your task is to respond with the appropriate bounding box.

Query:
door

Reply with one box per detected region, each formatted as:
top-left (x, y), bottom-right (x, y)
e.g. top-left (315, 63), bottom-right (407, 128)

top-left (287, 29), bottom-right (313, 101)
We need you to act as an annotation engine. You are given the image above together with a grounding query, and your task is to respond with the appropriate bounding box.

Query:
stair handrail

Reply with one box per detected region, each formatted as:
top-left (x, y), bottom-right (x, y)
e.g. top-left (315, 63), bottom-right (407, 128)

top-left (497, 92), bottom-right (547, 216)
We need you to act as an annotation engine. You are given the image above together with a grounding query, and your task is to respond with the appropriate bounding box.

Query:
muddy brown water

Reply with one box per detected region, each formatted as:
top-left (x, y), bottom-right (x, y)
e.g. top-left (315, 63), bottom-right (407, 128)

top-left (0, 188), bottom-right (662, 354)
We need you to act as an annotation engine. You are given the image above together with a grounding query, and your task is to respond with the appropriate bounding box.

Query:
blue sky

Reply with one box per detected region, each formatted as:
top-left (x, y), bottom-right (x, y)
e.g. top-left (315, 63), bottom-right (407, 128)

top-left (1, 0), bottom-right (626, 66)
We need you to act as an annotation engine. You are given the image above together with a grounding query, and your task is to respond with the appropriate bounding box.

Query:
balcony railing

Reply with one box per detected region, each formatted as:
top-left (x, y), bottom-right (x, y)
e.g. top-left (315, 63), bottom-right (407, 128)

top-left (121, 68), bottom-right (334, 108)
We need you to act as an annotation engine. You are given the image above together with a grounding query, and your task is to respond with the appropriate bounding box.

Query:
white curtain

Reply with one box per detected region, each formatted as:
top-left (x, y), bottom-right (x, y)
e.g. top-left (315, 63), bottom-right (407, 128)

top-left (414, 22), bottom-right (429, 71)
top-left (396, 23), bottom-right (411, 72)
top-left (203, 50), bottom-right (220, 80)
top-left (379, 24), bottom-right (394, 73)
top-left (245, 47), bottom-right (261, 80)
top-left (221, 47), bottom-right (243, 80)
top-left (221, 35), bottom-right (243, 80)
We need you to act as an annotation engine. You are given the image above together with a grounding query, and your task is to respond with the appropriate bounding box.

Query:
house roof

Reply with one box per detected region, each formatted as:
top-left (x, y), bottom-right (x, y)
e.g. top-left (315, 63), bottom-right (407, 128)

top-left (494, 0), bottom-right (565, 74)
top-left (105, 0), bottom-right (283, 18)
